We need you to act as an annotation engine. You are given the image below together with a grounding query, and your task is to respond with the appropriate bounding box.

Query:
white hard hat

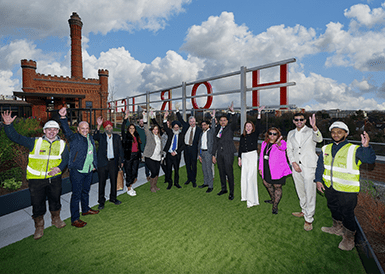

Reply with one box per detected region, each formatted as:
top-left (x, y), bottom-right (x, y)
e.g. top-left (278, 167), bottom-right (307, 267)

top-left (329, 121), bottom-right (349, 135)
top-left (43, 120), bottom-right (60, 129)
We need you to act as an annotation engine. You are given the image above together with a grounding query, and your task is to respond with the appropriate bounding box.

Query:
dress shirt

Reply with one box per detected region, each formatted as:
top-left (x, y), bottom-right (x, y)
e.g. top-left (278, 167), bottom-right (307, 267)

top-left (201, 129), bottom-right (209, 150)
top-left (106, 133), bottom-right (114, 159)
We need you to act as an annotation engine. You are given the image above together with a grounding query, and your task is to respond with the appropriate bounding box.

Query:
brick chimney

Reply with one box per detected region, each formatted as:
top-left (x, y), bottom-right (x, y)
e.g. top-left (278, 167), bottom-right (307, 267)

top-left (68, 12), bottom-right (83, 79)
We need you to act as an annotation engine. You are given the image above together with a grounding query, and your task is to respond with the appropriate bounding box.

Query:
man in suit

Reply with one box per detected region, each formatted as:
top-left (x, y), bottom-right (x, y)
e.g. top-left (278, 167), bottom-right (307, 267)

top-left (198, 118), bottom-right (214, 193)
top-left (94, 117), bottom-right (124, 210)
top-left (287, 113), bottom-right (323, 231)
top-left (163, 111), bottom-right (185, 189)
top-left (176, 109), bottom-right (202, 187)
top-left (212, 106), bottom-right (238, 200)
top-left (59, 107), bottom-right (99, 228)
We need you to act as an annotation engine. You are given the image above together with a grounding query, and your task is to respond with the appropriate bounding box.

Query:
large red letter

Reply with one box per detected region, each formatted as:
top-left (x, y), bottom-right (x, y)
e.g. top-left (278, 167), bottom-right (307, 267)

top-left (191, 82), bottom-right (213, 109)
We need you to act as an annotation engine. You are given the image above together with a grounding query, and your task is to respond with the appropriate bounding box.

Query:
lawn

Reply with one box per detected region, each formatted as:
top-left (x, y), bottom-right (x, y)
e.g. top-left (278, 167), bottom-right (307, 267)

top-left (0, 158), bottom-right (365, 274)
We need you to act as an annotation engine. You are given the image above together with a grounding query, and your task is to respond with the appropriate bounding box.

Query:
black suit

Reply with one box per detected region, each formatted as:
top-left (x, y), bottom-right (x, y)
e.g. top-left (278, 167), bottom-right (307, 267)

top-left (163, 122), bottom-right (185, 186)
top-left (93, 130), bottom-right (124, 205)
top-left (177, 111), bottom-right (202, 184)
top-left (212, 113), bottom-right (237, 195)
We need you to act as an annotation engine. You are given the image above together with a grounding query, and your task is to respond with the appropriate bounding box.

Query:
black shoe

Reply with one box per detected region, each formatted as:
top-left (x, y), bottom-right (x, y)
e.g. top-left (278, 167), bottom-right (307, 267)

top-left (217, 190), bottom-right (228, 196)
top-left (167, 182), bottom-right (172, 190)
top-left (184, 181), bottom-right (190, 185)
top-left (98, 204), bottom-right (104, 210)
top-left (199, 184), bottom-right (208, 188)
top-left (192, 182), bottom-right (197, 188)
top-left (264, 200), bottom-right (273, 204)
top-left (174, 182), bottom-right (182, 189)
top-left (272, 207), bottom-right (278, 214)
top-left (206, 188), bottom-right (213, 193)
top-left (110, 200), bottom-right (122, 205)
top-left (228, 194), bottom-right (234, 200)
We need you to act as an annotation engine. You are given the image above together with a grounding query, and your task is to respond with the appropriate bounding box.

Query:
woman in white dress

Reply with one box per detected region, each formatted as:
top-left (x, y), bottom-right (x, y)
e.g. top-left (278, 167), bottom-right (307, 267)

top-left (238, 106), bottom-right (264, 208)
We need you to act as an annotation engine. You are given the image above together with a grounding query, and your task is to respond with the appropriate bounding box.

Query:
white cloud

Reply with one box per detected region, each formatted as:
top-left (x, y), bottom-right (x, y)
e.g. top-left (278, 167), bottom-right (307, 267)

top-left (0, 0), bottom-right (192, 38)
top-left (0, 70), bottom-right (20, 96)
top-left (344, 3), bottom-right (385, 29)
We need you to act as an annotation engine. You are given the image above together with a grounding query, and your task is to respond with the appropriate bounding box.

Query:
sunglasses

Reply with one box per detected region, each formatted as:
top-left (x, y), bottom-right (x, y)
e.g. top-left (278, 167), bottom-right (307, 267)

top-left (294, 118), bottom-right (305, 122)
top-left (268, 132), bottom-right (278, 136)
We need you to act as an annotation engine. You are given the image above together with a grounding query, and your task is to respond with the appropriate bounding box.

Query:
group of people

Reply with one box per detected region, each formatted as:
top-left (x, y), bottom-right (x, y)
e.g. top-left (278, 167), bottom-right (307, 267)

top-left (1, 105), bottom-right (376, 252)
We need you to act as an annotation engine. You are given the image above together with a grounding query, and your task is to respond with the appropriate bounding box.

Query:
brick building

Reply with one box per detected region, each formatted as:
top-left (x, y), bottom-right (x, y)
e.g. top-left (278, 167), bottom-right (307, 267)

top-left (13, 12), bottom-right (108, 123)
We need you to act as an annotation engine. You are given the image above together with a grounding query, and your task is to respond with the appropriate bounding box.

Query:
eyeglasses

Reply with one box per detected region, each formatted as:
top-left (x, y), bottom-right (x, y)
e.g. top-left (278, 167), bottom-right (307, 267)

top-left (294, 118), bottom-right (305, 122)
top-left (268, 132), bottom-right (278, 136)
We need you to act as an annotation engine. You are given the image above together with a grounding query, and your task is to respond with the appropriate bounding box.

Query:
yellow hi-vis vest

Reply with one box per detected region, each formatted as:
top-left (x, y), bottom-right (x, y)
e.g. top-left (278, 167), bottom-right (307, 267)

top-left (26, 137), bottom-right (65, 180)
top-left (322, 143), bottom-right (361, 193)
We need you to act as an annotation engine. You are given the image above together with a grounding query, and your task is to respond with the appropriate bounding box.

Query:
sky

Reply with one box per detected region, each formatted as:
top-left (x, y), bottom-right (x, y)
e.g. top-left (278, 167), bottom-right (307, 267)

top-left (1, 0), bottom-right (385, 111)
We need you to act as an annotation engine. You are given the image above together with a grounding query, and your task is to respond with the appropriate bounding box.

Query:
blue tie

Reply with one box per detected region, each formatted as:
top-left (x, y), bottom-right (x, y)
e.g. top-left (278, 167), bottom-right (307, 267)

top-left (171, 135), bottom-right (177, 151)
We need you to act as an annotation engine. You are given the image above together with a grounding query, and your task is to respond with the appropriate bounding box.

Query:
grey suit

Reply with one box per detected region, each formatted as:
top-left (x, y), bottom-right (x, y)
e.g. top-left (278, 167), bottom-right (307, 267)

top-left (198, 125), bottom-right (214, 188)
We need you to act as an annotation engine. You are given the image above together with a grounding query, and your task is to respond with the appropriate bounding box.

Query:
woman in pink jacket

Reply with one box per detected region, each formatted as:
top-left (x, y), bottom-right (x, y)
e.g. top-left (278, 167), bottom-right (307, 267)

top-left (259, 127), bottom-right (292, 214)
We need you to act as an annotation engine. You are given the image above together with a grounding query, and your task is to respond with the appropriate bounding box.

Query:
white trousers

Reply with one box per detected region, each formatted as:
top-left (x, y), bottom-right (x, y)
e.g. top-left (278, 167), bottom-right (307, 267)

top-left (241, 151), bottom-right (259, 207)
top-left (292, 165), bottom-right (317, 223)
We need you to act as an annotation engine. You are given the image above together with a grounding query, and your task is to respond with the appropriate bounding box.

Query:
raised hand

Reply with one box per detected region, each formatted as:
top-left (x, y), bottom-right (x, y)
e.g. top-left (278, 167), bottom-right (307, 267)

top-left (276, 136), bottom-right (283, 146)
top-left (309, 113), bottom-right (317, 131)
top-left (96, 116), bottom-right (103, 129)
top-left (124, 109), bottom-right (130, 119)
top-left (229, 101), bottom-right (234, 112)
top-left (1, 110), bottom-right (16, 125)
top-left (258, 105), bottom-right (265, 113)
top-left (361, 131), bottom-right (370, 147)
top-left (59, 107), bottom-right (67, 118)
top-left (211, 110), bottom-right (216, 118)
top-left (164, 110), bottom-right (169, 119)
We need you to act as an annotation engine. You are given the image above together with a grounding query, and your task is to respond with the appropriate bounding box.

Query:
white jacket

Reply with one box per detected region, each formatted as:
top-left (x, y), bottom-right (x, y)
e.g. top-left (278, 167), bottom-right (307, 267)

top-left (287, 126), bottom-right (323, 168)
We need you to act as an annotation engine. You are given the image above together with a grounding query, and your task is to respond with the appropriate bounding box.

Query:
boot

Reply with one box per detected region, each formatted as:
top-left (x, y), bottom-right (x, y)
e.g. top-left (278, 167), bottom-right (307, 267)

top-left (154, 176), bottom-right (160, 191)
top-left (338, 227), bottom-right (356, 251)
top-left (33, 216), bottom-right (44, 240)
top-left (51, 210), bottom-right (66, 229)
top-left (321, 219), bottom-right (343, 236)
top-left (167, 181), bottom-right (173, 190)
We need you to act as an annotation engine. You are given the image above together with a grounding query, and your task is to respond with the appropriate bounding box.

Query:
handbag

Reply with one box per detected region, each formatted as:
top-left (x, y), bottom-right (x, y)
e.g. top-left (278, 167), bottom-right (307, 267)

top-left (117, 168), bottom-right (124, 191)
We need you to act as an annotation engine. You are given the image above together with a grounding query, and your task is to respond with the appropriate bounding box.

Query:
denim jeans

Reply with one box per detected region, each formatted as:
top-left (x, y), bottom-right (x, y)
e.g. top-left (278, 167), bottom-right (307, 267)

top-left (29, 176), bottom-right (62, 218)
top-left (70, 169), bottom-right (92, 223)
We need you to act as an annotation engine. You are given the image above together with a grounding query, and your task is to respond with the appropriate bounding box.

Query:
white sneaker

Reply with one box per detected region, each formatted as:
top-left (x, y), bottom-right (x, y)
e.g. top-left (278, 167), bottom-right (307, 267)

top-left (127, 189), bottom-right (136, 196)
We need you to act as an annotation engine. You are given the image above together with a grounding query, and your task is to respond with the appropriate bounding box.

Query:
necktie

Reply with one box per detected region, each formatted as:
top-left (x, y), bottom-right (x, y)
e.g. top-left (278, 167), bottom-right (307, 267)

top-left (218, 127), bottom-right (223, 138)
top-left (188, 128), bottom-right (193, 146)
top-left (172, 135), bottom-right (177, 151)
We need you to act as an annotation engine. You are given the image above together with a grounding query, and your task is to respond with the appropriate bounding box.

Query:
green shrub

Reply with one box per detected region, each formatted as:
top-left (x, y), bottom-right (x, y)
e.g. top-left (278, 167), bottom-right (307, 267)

top-left (0, 167), bottom-right (23, 182)
top-left (1, 178), bottom-right (22, 190)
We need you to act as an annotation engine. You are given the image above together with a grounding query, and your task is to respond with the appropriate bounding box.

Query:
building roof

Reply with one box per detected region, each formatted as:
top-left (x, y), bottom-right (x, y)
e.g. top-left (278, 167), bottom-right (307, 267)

top-left (13, 91), bottom-right (86, 99)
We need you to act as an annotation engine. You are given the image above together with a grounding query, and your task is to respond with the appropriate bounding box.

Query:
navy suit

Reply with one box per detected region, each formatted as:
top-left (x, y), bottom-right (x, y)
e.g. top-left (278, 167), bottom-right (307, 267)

top-left (163, 122), bottom-right (186, 187)
top-left (177, 111), bottom-right (202, 185)
top-left (93, 130), bottom-right (124, 205)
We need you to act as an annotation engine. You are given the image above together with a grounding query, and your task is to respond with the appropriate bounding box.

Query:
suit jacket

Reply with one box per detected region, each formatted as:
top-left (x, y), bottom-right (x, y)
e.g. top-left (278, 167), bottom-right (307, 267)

top-left (198, 127), bottom-right (214, 156)
top-left (176, 111), bottom-right (202, 150)
top-left (286, 126), bottom-right (323, 168)
top-left (93, 130), bottom-right (124, 168)
top-left (212, 113), bottom-right (237, 156)
top-left (163, 121), bottom-right (186, 155)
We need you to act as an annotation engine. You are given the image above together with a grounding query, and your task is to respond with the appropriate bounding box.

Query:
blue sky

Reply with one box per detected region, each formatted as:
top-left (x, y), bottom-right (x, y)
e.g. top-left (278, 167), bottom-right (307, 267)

top-left (1, 0), bottom-right (385, 110)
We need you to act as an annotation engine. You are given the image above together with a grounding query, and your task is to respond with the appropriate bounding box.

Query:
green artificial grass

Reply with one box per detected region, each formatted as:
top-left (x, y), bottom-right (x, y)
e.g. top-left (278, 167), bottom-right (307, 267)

top-left (0, 158), bottom-right (365, 274)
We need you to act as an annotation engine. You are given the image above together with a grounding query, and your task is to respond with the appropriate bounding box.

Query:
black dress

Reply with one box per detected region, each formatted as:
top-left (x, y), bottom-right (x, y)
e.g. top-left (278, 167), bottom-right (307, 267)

top-left (263, 143), bottom-right (286, 185)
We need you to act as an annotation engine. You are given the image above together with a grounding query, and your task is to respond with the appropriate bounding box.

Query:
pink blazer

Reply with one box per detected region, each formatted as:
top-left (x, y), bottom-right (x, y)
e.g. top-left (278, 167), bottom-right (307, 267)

top-left (259, 140), bottom-right (292, 180)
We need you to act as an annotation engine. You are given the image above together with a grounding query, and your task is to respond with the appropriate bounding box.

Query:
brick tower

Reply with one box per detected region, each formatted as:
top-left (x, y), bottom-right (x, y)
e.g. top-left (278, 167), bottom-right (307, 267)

top-left (68, 12), bottom-right (83, 79)
top-left (16, 12), bottom-right (109, 124)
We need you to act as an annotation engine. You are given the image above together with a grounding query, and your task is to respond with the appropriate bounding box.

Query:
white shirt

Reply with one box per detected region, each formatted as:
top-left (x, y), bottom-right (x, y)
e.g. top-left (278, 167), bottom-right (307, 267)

top-left (185, 126), bottom-right (196, 145)
top-left (295, 126), bottom-right (306, 145)
top-left (106, 133), bottom-right (114, 159)
top-left (150, 135), bottom-right (162, 161)
top-left (201, 129), bottom-right (209, 150)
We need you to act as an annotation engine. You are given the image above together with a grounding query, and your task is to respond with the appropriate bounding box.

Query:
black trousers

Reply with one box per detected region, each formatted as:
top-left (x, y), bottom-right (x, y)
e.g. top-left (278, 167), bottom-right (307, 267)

top-left (29, 176), bottom-right (62, 218)
top-left (217, 151), bottom-right (234, 195)
top-left (324, 186), bottom-right (358, 231)
top-left (184, 146), bottom-right (198, 183)
top-left (145, 157), bottom-right (160, 178)
top-left (97, 160), bottom-right (118, 205)
top-left (124, 152), bottom-right (140, 187)
top-left (166, 152), bottom-right (181, 185)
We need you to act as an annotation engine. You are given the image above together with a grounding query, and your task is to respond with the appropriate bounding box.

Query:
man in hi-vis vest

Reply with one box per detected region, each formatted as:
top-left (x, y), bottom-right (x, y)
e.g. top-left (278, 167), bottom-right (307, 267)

top-left (315, 121), bottom-right (375, 251)
top-left (2, 110), bottom-right (69, 240)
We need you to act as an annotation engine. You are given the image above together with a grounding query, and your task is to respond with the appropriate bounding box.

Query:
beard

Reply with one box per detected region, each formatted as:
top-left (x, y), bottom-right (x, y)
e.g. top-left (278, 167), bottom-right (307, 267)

top-left (173, 129), bottom-right (180, 135)
top-left (105, 129), bottom-right (113, 135)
